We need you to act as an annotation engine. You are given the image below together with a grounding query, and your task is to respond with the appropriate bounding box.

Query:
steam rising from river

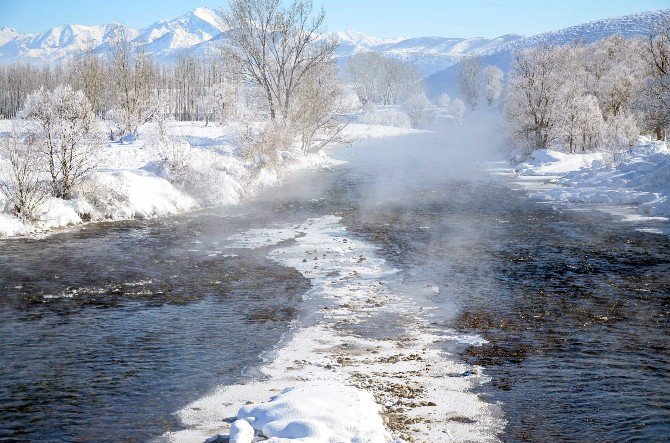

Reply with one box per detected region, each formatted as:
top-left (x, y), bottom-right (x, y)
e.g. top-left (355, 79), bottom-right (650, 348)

top-left (341, 111), bottom-right (506, 214)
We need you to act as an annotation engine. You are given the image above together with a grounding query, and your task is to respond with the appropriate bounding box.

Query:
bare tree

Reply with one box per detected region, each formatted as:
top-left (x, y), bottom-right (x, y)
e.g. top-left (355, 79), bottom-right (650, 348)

top-left (504, 45), bottom-right (564, 153)
top-left (107, 33), bottom-right (158, 139)
top-left (457, 56), bottom-right (482, 110)
top-left (484, 65), bottom-right (504, 106)
top-left (641, 18), bottom-right (670, 139)
top-left (437, 92), bottom-right (451, 109)
top-left (224, 0), bottom-right (338, 120)
top-left (0, 127), bottom-right (49, 220)
top-left (290, 61), bottom-right (345, 155)
top-left (67, 55), bottom-right (105, 117)
top-left (20, 86), bottom-right (100, 199)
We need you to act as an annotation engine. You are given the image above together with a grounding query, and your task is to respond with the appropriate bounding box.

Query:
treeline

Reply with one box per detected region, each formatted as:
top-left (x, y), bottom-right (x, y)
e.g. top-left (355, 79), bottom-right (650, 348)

top-left (346, 52), bottom-right (435, 126)
top-left (0, 47), bottom-right (233, 123)
top-left (503, 23), bottom-right (670, 159)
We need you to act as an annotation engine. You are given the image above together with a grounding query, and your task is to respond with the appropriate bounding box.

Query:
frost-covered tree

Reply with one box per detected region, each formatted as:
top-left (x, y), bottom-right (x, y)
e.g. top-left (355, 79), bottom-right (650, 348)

top-left (197, 82), bottom-right (244, 126)
top-left (452, 98), bottom-right (465, 123)
top-left (290, 61), bottom-right (344, 155)
top-left (603, 111), bottom-right (639, 162)
top-left (484, 65), bottom-right (504, 106)
top-left (346, 52), bottom-right (382, 104)
top-left (437, 92), bottom-right (451, 109)
top-left (224, 0), bottom-right (338, 120)
top-left (0, 127), bottom-right (49, 220)
top-left (347, 52), bottom-right (423, 106)
top-left (640, 19), bottom-right (670, 139)
top-left (19, 86), bottom-right (100, 199)
top-left (586, 36), bottom-right (646, 120)
top-left (504, 39), bottom-right (648, 158)
top-left (456, 56), bottom-right (482, 110)
top-left (504, 45), bottom-right (564, 153)
top-left (402, 93), bottom-right (435, 126)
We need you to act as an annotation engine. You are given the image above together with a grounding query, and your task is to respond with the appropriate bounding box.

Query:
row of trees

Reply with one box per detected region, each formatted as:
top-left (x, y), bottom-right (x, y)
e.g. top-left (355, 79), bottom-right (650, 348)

top-left (0, 49), bottom-right (230, 124)
top-left (346, 52), bottom-right (435, 125)
top-left (449, 57), bottom-right (505, 111)
top-left (504, 23), bottom-right (670, 158)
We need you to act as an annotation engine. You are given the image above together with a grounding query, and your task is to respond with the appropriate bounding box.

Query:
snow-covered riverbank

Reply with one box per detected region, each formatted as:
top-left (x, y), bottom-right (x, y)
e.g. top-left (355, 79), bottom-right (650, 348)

top-left (0, 121), bottom-right (421, 238)
top-left (513, 140), bottom-right (670, 224)
top-left (164, 216), bottom-right (504, 443)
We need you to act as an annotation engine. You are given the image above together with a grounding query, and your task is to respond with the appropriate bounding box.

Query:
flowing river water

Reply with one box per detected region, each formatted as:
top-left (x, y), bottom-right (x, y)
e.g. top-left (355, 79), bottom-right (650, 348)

top-left (1, 120), bottom-right (669, 442)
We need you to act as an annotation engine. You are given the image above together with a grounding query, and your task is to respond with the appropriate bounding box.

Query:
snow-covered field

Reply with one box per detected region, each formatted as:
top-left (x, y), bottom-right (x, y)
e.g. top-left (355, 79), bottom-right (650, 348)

top-left (164, 216), bottom-right (503, 443)
top-left (513, 139), bottom-right (670, 223)
top-left (0, 120), bottom-right (420, 238)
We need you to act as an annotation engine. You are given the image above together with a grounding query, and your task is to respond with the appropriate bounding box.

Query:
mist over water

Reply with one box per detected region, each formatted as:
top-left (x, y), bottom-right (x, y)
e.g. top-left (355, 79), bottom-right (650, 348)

top-left (327, 116), bottom-right (670, 441)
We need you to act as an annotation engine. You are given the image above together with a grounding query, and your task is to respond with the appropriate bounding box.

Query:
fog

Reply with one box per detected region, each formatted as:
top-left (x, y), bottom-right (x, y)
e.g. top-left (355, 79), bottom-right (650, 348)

top-left (334, 110), bottom-right (507, 212)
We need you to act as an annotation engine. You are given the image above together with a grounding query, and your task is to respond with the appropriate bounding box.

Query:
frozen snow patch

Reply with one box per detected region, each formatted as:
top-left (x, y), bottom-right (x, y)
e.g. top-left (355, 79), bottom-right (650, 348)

top-left (237, 381), bottom-right (387, 442)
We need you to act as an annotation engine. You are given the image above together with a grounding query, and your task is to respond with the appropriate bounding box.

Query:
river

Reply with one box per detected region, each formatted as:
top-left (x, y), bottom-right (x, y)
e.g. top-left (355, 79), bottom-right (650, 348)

top-left (1, 119), bottom-right (668, 442)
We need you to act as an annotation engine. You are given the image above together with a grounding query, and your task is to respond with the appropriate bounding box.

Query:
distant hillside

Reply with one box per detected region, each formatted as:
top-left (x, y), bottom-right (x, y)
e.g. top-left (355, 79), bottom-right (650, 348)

top-left (334, 32), bottom-right (521, 76)
top-left (425, 9), bottom-right (670, 97)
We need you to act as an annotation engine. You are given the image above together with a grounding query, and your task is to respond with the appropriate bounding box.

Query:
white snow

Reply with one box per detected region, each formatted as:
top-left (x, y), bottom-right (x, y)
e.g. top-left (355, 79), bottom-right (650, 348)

top-left (228, 419), bottom-right (255, 443)
top-left (515, 149), bottom-right (604, 176)
top-left (514, 140), bottom-right (670, 222)
top-left (163, 216), bottom-right (503, 443)
top-left (238, 382), bottom-right (387, 442)
top-left (0, 120), bottom-right (423, 238)
top-left (0, 27), bottom-right (24, 45)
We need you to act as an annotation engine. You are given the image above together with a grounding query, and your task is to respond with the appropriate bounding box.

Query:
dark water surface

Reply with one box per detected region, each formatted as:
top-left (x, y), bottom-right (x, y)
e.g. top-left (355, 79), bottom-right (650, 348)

top-left (1, 120), bottom-right (669, 442)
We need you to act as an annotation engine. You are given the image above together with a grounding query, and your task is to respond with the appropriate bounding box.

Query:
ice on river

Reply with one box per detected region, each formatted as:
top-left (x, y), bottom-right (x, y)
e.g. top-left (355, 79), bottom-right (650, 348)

top-left (163, 216), bottom-right (503, 442)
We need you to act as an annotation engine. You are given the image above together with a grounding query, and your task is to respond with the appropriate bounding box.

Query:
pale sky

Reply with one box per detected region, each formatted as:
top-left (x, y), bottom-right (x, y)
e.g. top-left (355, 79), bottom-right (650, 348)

top-left (0, 0), bottom-right (667, 38)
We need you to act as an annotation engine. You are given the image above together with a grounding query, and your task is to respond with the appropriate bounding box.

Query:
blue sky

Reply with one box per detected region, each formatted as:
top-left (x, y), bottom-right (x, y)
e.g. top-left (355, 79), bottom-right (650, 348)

top-left (0, 0), bottom-right (667, 38)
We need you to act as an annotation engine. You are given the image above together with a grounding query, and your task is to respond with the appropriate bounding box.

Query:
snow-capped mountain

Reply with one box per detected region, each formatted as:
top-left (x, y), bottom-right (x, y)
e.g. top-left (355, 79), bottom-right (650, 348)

top-left (0, 8), bottom-right (226, 64)
top-left (335, 32), bottom-right (521, 76)
top-left (0, 23), bottom-right (139, 64)
top-left (0, 27), bottom-right (25, 46)
top-left (0, 7), bottom-right (518, 75)
top-left (133, 7), bottom-right (227, 57)
top-left (426, 9), bottom-right (670, 97)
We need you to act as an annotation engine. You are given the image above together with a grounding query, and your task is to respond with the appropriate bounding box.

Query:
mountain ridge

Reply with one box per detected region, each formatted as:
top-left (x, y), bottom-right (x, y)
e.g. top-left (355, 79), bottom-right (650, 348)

top-left (0, 6), bottom-right (520, 76)
top-left (426, 8), bottom-right (670, 96)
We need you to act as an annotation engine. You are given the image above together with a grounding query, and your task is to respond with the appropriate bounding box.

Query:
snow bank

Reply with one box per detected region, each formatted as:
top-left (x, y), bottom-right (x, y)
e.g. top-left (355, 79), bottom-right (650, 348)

top-left (342, 123), bottom-right (424, 141)
top-left (82, 170), bottom-right (197, 219)
top-left (228, 419), bottom-right (254, 443)
top-left (0, 212), bottom-right (29, 236)
top-left (0, 120), bottom-right (416, 238)
top-left (237, 382), bottom-right (387, 442)
top-left (524, 142), bottom-right (670, 219)
top-left (515, 149), bottom-right (604, 176)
